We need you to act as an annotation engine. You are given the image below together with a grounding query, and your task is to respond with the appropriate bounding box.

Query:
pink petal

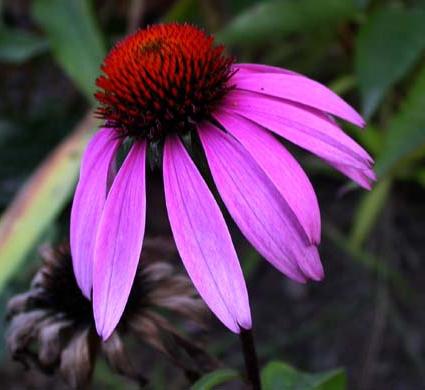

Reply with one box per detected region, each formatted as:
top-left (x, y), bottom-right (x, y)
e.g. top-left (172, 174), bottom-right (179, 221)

top-left (224, 90), bottom-right (373, 170)
top-left (163, 136), bottom-right (251, 333)
top-left (328, 162), bottom-right (377, 190)
top-left (232, 63), bottom-right (296, 75)
top-left (214, 110), bottom-right (321, 245)
top-left (198, 122), bottom-right (324, 282)
top-left (232, 71), bottom-right (365, 127)
top-left (93, 141), bottom-right (147, 340)
top-left (70, 128), bottom-right (121, 298)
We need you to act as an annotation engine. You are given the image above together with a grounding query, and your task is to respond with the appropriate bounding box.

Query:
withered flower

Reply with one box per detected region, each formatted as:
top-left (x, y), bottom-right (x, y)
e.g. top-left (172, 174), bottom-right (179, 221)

top-left (6, 238), bottom-right (217, 389)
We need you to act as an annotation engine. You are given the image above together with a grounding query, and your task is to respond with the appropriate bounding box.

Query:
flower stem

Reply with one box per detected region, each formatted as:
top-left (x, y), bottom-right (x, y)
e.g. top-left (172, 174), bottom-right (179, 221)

top-left (239, 329), bottom-right (262, 390)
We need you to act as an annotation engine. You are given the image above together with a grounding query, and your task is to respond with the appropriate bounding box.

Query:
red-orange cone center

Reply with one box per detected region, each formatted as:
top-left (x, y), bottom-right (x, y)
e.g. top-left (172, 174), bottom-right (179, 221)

top-left (95, 23), bottom-right (234, 141)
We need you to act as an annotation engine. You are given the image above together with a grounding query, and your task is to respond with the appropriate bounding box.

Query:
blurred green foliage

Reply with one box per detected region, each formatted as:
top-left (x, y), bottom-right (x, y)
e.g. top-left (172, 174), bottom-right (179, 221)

top-left (0, 27), bottom-right (48, 63)
top-left (261, 361), bottom-right (346, 390)
top-left (217, 0), bottom-right (355, 46)
top-left (32, 0), bottom-right (106, 101)
top-left (191, 368), bottom-right (240, 389)
top-left (0, 0), bottom-right (424, 388)
top-left (355, 6), bottom-right (425, 119)
top-left (191, 362), bottom-right (346, 389)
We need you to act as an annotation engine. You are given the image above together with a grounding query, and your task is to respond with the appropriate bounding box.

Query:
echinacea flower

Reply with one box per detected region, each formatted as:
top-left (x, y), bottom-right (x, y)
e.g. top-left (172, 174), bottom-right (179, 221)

top-left (71, 23), bottom-right (375, 340)
top-left (6, 240), bottom-right (216, 388)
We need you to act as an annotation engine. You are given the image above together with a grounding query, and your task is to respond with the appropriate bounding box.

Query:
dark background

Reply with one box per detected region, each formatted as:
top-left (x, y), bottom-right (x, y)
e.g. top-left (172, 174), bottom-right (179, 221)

top-left (0, 0), bottom-right (424, 388)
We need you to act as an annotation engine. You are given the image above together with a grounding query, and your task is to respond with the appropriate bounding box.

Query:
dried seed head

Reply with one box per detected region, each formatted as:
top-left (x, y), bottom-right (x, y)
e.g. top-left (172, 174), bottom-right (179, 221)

top-left (6, 239), bottom-right (218, 388)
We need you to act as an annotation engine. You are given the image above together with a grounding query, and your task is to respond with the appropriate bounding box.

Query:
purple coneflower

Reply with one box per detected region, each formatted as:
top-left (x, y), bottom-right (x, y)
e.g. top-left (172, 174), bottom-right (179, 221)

top-left (71, 23), bottom-right (375, 340)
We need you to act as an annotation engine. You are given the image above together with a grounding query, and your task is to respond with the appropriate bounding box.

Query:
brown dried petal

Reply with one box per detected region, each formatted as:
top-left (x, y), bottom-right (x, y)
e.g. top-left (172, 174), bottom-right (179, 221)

top-left (150, 274), bottom-right (197, 298)
top-left (102, 332), bottom-right (147, 386)
top-left (141, 262), bottom-right (177, 283)
top-left (7, 310), bottom-right (49, 357)
top-left (6, 290), bottom-right (43, 319)
top-left (30, 269), bottom-right (46, 289)
top-left (60, 328), bottom-right (98, 389)
top-left (156, 296), bottom-right (207, 327)
top-left (140, 236), bottom-right (176, 262)
top-left (129, 311), bottom-right (219, 379)
top-left (140, 263), bottom-right (207, 322)
top-left (38, 320), bottom-right (73, 367)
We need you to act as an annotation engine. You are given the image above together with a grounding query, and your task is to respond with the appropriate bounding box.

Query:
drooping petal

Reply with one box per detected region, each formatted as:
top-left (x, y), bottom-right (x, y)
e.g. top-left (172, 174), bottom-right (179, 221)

top-left (214, 110), bottom-right (321, 245)
top-left (328, 161), bottom-right (377, 190)
top-left (224, 90), bottom-right (374, 178)
top-left (60, 328), bottom-right (96, 389)
top-left (232, 72), bottom-right (365, 127)
top-left (163, 136), bottom-right (251, 333)
top-left (93, 141), bottom-right (147, 340)
top-left (70, 128), bottom-right (121, 298)
top-left (198, 122), bottom-right (324, 282)
top-left (102, 333), bottom-right (146, 385)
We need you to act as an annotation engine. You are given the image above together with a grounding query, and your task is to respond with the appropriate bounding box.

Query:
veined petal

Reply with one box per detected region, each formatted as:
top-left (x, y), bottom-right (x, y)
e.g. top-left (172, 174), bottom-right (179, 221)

top-left (232, 72), bottom-right (365, 127)
top-left (214, 110), bottom-right (321, 245)
top-left (198, 122), bottom-right (324, 282)
top-left (93, 141), bottom-right (147, 340)
top-left (224, 90), bottom-right (373, 171)
top-left (70, 128), bottom-right (121, 298)
top-left (163, 136), bottom-right (251, 333)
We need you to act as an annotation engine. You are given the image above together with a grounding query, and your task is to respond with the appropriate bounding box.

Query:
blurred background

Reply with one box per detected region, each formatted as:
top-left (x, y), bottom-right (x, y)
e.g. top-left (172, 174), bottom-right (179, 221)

top-left (0, 0), bottom-right (424, 389)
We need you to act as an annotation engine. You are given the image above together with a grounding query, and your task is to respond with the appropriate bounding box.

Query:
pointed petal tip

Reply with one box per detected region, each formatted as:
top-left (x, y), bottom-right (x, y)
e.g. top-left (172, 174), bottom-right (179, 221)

top-left (349, 111), bottom-right (366, 129)
top-left (92, 284), bottom-right (133, 344)
top-left (93, 285), bottom-right (128, 341)
top-left (368, 168), bottom-right (378, 181)
top-left (236, 308), bottom-right (252, 333)
top-left (310, 267), bottom-right (325, 282)
top-left (94, 313), bottom-right (116, 341)
top-left (356, 168), bottom-right (377, 191)
top-left (225, 319), bottom-right (244, 334)
top-left (237, 321), bottom-right (253, 333)
top-left (288, 269), bottom-right (308, 284)
top-left (297, 246), bottom-right (324, 282)
top-left (93, 299), bottom-right (121, 341)
top-left (77, 279), bottom-right (91, 300)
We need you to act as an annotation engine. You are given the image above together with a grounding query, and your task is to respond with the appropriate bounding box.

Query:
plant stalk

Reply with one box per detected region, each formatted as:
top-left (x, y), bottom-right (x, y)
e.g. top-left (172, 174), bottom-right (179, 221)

top-left (239, 329), bottom-right (262, 390)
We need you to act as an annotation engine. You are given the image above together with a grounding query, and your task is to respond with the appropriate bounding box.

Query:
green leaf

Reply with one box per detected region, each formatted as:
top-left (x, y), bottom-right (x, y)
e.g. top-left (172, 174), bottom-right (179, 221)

top-left (376, 64), bottom-right (425, 176)
top-left (353, 124), bottom-right (383, 157)
top-left (32, 0), bottom-right (106, 101)
top-left (356, 7), bottom-right (425, 119)
top-left (216, 0), bottom-right (356, 46)
top-left (0, 113), bottom-right (97, 292)
top-left (0, 27), bottom-right (48, 63)
top-left (262, 361), bottom-right (346, 390)
top-left (191, 369), bottom-right (240, 389)
top-left (349, 177), bottom-right (392, 249)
